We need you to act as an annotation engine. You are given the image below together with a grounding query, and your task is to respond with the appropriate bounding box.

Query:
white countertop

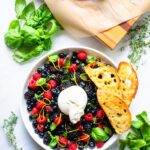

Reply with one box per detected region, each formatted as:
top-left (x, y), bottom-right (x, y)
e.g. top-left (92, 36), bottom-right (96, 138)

top-left (0, 1), bottom-right (150, 150)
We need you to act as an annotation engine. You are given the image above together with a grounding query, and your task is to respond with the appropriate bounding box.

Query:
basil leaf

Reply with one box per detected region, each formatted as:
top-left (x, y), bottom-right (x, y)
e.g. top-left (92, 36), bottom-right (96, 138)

top-left (127, 132), bottom-right (138, 140)
top-left (137, 111), bottom-right (150, 125)
top-left (21, 2), bottom-right (35, 19)
top-left (146, 146), bottom-right (150, 150)
top-left (21, 25), bottom-right (40, 45)
top-left (140, 124), bottom-right (150, 139)
top-left (15, 0), bottom-right (26, 18)
top-left (36, 78), bottom-right (46, 86)
top-left (128, 139), bottom-right (147, 149)
top-left (103, 126), bottom-right (112, 136)
top-left (47, 20), bottom-right (58, 36)
top-left (5, 30), bottom-right (23, 49)
top-left (13, 44), bottom-right (44, 62)
top-left (91, 127), bottom-right (109, 142)
top-left (50, 122), bottom-right (57, 131)
top-left (9, 20), bottom-right (20, 31)
top-left (48, 55), bottom-right (59, 63)
top-left (49, 136), bottom-right (59, 148)
top-left (80, 73), bottom-right (88, 81)
top-left (86, 56), bottom-right (97, 63)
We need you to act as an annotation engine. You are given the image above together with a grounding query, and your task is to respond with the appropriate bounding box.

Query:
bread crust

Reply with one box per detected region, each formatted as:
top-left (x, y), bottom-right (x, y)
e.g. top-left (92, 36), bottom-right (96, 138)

top-left (117, 62), bottom-right (138, 106)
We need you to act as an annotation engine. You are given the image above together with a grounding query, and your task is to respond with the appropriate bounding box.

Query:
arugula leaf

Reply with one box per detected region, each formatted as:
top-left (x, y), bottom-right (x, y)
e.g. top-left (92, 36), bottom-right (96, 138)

top-left (20, 2), bottom-right (35, 19)
top-left (36, 78), bottom-right (46, 86)
top-left (15, 0), bottom-right (26, 18)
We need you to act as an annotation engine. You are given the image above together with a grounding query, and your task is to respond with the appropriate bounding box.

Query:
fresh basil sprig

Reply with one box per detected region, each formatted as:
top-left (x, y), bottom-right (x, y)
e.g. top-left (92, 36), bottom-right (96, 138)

top-left (48, 131), bottom-right (59, 148)
top-left (36, 78), bottom-right (46, 86)
top-left (91, 127), bottom-right (109, 142)
top-left (5, 0), bottom-right (60, 63)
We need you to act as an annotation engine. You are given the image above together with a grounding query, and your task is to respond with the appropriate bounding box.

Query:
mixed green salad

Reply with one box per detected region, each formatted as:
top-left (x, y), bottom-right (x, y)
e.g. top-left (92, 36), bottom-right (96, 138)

top-left (5, 0), bottom-right (60, 63)
top-left (120, 111), bottom-right (150, 150)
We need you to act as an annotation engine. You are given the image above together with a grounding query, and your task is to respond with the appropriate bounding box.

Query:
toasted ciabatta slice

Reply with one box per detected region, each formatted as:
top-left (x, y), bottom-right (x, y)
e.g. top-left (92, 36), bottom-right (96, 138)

top-left (84, 62), bottom-right (123, 99)
top-left (117, 62), bottom-right (138, 106)
top-left (97, 89), bottom-right (131, 134)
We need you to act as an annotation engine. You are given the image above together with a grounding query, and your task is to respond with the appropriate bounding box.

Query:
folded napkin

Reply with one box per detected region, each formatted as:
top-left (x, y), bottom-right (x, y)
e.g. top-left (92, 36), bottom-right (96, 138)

top-left (45, 0), bottom-right (150, 37)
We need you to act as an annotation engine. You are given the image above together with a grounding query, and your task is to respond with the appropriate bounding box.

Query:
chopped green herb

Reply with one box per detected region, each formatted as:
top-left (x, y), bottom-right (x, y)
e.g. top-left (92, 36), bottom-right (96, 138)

top-left (80, 73), bottom-right (89, 81)
top-left (36, 78), bottom-right (46, 86)
top-left (3, 112), bottom-right (22, 150)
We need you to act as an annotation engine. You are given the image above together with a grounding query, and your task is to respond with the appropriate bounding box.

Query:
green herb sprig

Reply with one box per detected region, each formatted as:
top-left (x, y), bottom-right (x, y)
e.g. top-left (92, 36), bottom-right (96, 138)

top-left (3, 112), bottom-right (22, 150)
top-left (5, 0), bottom-right (60, 63)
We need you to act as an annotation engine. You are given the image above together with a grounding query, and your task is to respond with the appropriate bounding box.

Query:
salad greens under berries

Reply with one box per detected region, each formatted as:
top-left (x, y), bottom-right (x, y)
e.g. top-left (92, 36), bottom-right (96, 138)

top-left (4, 0), bottom-right (60, 63)
top-left (24, 50), bottom-right (113, 150)
top-left (120, 111), bottom-right (150, 150)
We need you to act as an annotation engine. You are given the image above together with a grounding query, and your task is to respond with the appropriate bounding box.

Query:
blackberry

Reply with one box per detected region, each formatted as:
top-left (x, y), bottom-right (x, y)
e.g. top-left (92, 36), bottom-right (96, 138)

top-left (43, 132), bottom-right (51, 145)
top-left (37, 67), bottom-right (43, 73)
top-left (72, 55), bottom-right (77, 62)
top-left (59, 69), bottom-right (64, 74)
top-left (60, 81), bottom-right (74, 91)
top-left (55, 74), bottom-right (62, 84)
top-left (51, 88), bottom-right (60, 96)
top-left (68, 132), bottom-right (78, 141)
top-left (85, 107), bottom-right (90, 113)
top-left (88, 139), bottom-right (95, 148)
top-left (49, 66), bottom-right (56, 73)
top-left (77, 141), bottom-right (86, 149)
top-left (34, 128), bottom-right (39, 134)
top-left (79, 81), bottom-right (86, 88)
top-left (84, 123), bottom-right (92, 133)
top-left (24, 90), bottom-right (34, 100)
top-left (79, 65), bottom-right (85, 72)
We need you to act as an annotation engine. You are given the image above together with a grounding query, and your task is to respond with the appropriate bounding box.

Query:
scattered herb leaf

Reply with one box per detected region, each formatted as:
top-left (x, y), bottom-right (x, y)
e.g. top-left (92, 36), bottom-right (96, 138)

top-left (50, 122), bottom-right (57, 131)
top-left (80, 73), bottom-right (89, 81)
top-left (36, 78), bottom-right (46, 86)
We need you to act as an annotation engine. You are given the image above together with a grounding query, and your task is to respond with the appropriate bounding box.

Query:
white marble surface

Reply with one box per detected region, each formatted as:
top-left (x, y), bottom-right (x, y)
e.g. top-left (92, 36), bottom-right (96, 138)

top-left (0, 0), bottom-right (150, 150)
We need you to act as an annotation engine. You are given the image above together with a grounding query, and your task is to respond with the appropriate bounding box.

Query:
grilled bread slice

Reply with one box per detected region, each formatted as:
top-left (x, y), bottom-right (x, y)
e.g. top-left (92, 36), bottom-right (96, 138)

top-left (97, 89), bottom-right (131, 134)
top-left (117, 62), bottom-right (138, 106)
top-left (84, 62), bottom-right (123, 99)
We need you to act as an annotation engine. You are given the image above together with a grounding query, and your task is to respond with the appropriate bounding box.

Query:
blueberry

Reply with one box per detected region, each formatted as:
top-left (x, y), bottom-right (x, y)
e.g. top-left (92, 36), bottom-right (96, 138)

top-left (41, 72), bottom-right (47, 78)
top-left (49, 66), bottom-right (56, 73)
top-left (26, 100), bottom-right (31, 105)
top-left (72, 55), bottom-right (77, 61)
top-left (34, 128), bottom-right (39, 134)
top-left (59, 69), bottom-right (64, 74)
top-left (24, 91), bottom-right (34, 100)
top-left (37, 67), bottom-right (43, 73)
top-left (44, 123), bottom-right (50, 132)
top-left (43, 133), bottom-right (51, 145)
top-left (80, 81), bottom-right (86, 88)
top-left (44, 61), bottom-right (51, 68)
top-left (39, 132), bottom-right (44, 138)
top-left (84, 123), bottom-right (92, 133)
top-left (85, 107), bottom-right (90, 113)
top-left (29, 115), bottom-right (33, 121)
top-left (51, 88), bottom-right (60, 96)
top-left (27, 106), bottom-right (32, 112)
top-left (32, 120), bottom-right (37, 128)
top-left (75, 59), bottom-right (80, 65)
top-left (59, 53), bottom-right (66, 58)
top-left (88, 139), bottom-right (95, 148)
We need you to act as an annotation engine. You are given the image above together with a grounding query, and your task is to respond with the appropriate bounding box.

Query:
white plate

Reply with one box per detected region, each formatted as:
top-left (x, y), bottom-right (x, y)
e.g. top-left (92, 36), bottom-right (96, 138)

top-left (20, 46), bottom-right (118, 150)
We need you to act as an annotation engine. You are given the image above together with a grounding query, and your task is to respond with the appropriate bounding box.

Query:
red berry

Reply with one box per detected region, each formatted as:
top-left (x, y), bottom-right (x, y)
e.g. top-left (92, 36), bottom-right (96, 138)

top-left (36, 101), bottom-right (46, 110)
top-left (43, 90), bottom-right (52, 100)
top-left (96, 142), bottom-right (104, 148)
top-left (79, 134), bottom-right (89, 142)
top-left (98, 123), bottom-right (104, 129)
top-left (31, 107), bottom-right (39, 116)
top-left (96, 109), bottom-right (105, 119)
top-left (58, 58), bottom-right (65, 66)
top-left (45, 106), bottom-right (51, 113)
top-left (59, 137), bottom-right (68, 146)
top-left (78, 124), bottom-right (83, 131)
top-left (32, 72), bottom-right (41, 80)
top-left (85, 113), bottom-right (93, 121)
top-left (48, 80), bottom-right (57, 88)
top-left (77, 51), bottom-right (87, 60)
top-left (37, 115), bottom-right (47, 124)
top-left (37, 124), bottom-right (44, 132)
top-left (54, 116), bottom-right (62, 125)
top-left (69, 64), bottom-right (78, 72)
top-left (28, 80), bottom-right (37, 90)
top-left (69, 142), bottom-right (77, 150)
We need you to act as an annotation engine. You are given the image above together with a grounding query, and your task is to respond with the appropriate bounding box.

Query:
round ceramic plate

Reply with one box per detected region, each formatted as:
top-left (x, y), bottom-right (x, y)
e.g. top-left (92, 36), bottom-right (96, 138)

top-left (20, 46), bottom-right (118, 150)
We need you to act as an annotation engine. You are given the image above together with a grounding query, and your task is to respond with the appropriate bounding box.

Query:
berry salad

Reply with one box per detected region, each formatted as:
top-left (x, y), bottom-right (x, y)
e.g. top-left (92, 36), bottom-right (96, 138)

top-left (24, 50), bottom-right (114, 150)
